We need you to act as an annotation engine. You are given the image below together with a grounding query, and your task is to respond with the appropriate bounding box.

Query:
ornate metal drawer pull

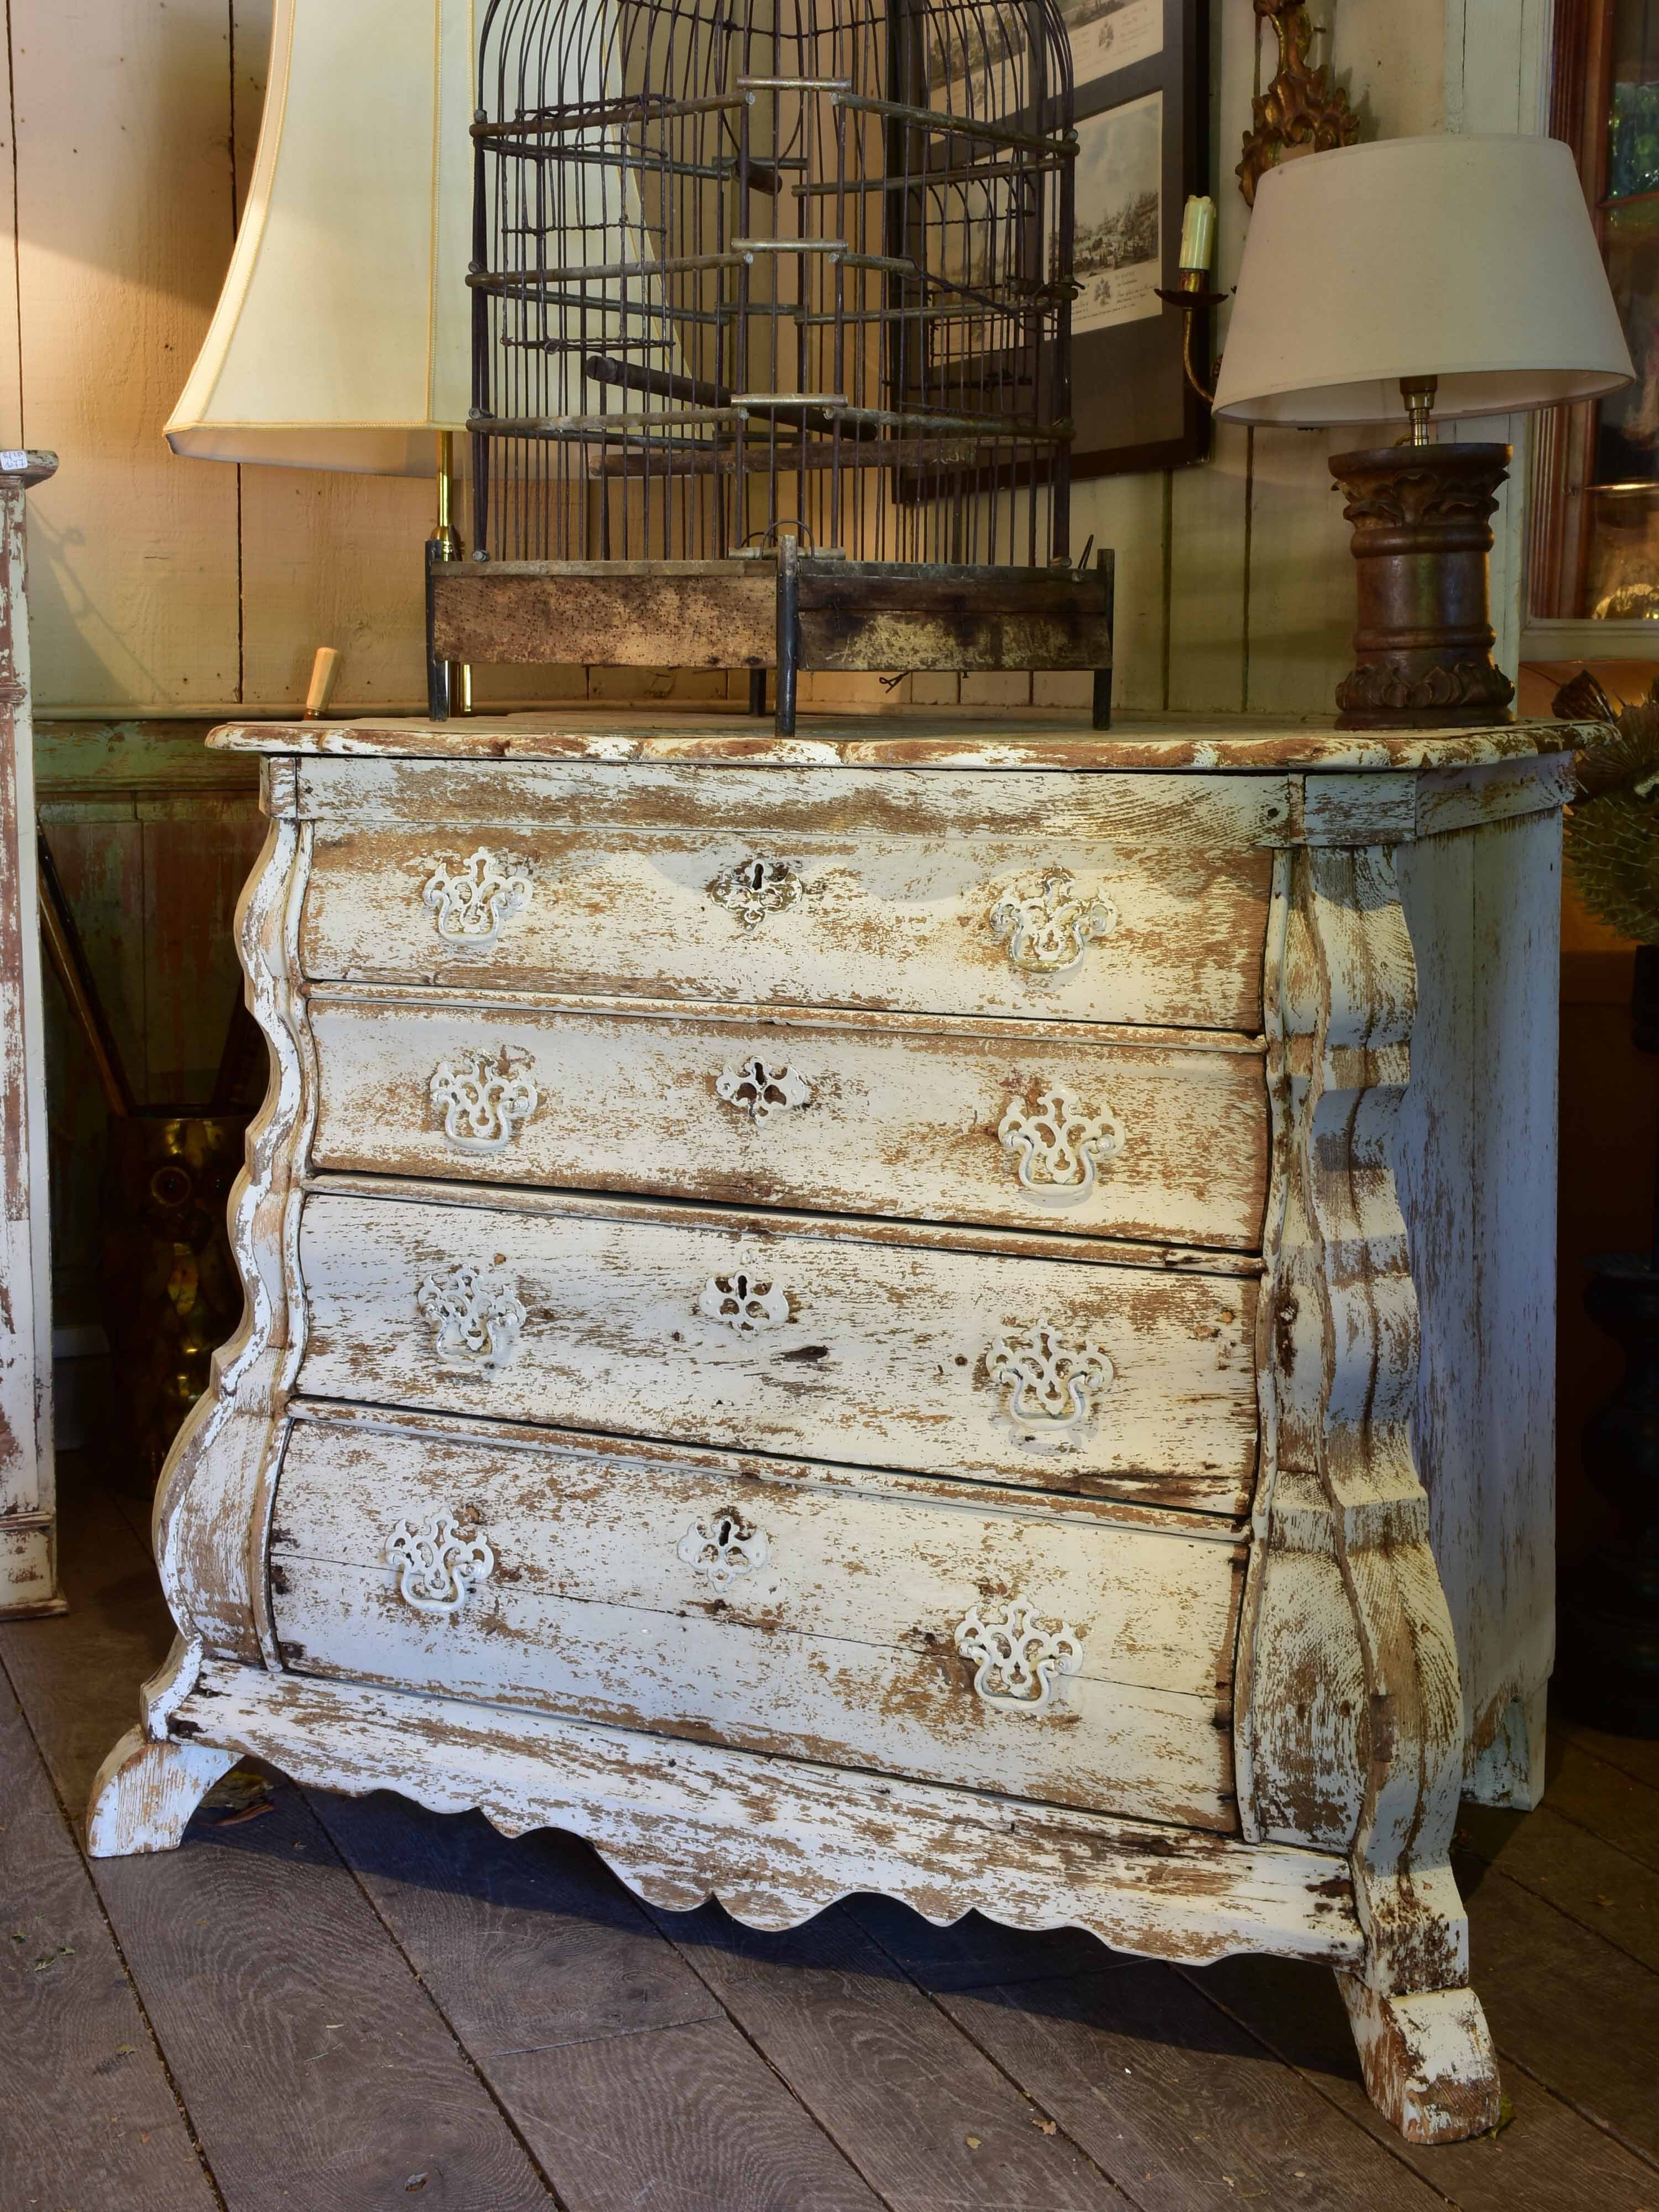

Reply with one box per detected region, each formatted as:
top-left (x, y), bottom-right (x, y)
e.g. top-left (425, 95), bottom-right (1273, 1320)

top-left (416, 1264), bottom-right (526, 1368)
top-left (716, 1057), bottom-right (815, 1121)
top-left (708, 858), bottom-right (808, 929)
top-left (954, 1599), bottom-right (1084, 1713)
top-left (677, 1511), bottom-right (770, 1591)
top-left (697, 1271), bottom-right (791, 1333)
top-left (987, 871), bottom-right (1117, 975)
top-left (998, 1088), bottom-right (1124, 1203)
top-left (421, 847), bottom-right (531, 947)
top-left (987, 1325), bottom-right (1115, 1435)
top-left (386, 1512), bottom-right (495, 1616)
top-left (429, 1054), bottom-right (540, 1152)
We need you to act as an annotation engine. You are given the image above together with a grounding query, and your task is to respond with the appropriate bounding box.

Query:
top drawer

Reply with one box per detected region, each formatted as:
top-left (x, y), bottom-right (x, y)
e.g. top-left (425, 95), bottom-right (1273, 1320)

top-left (290, 759), bottom-right (1288, 1031)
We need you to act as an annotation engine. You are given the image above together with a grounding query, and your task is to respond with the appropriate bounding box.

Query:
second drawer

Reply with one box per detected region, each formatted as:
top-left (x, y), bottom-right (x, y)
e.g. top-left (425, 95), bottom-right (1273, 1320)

top-left (307, 989), bottom-right (1269, 1249)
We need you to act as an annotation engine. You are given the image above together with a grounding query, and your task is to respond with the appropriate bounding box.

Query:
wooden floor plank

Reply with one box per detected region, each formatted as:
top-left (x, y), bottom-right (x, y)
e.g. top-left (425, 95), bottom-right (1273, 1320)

top-left (0, 1480), bottom-right (175, 1809)
top-left (650, 1897), bottom-right (1131, 2210)
top-left (308, 1788), bottom-right (885, 2212)
top-left (1458, 1801), bottom-right (1659, 1973)
top-left (0, 1675), bottom-right (221, 2212)
top-left (1539, 1740), bottom-right (1659, 1876)
top-left (844, 1895), bottom-right (1107, 1991)
top-left (9, 1474), bottom-right (561, 2212)
top-left (846, 1902), bottom-right (1444, 2212)
top-left (485, 2017), bottom-right (886, 2212)
top-left (1458, 1854), bottom-right (1659, 2164)
top-left (1553, 1715), bottom-right (1659, 1795)
top-left (1190, 1951), bottom-right (1659, 2211)
top-left (937, 1964), bottom-right (1448, 2212)
top-left (87, 1780), bottom-right (561, 2211)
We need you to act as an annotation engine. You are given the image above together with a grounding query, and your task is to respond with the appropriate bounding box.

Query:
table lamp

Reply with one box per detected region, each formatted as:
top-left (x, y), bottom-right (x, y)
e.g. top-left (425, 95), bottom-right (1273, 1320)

top-left (1212, 133), bottom-right (1634, 730)
top-left (163, 0), bottom-right (474, 713)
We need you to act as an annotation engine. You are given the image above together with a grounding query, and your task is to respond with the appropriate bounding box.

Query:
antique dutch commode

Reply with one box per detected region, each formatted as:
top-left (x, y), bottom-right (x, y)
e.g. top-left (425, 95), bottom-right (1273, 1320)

top-left (87, 0), bottom-right (1613, 2154)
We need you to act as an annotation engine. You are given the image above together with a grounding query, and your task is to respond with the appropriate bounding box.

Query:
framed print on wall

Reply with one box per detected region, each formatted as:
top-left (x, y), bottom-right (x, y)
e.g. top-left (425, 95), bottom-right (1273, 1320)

top-left (1067, 0), bottom-right (1209, 476)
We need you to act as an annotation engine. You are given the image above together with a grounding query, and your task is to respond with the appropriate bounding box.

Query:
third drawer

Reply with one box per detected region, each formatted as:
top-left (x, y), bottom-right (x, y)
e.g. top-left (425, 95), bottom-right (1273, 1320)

top-left (294, 1185), bottom-right (1261, 1516)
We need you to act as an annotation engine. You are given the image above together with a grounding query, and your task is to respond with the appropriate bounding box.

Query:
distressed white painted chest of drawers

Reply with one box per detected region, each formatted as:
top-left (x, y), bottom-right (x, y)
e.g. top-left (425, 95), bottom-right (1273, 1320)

top-left (88, 709), bottom-right (1589, 2145)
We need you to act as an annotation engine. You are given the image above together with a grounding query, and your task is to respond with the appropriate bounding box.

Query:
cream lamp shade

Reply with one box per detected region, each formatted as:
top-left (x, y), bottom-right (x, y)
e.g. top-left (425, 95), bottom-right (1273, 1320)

top-left (1212, 132), bottom-right (1634, 429)
top-left (165, 0), bottom-right (475, 476)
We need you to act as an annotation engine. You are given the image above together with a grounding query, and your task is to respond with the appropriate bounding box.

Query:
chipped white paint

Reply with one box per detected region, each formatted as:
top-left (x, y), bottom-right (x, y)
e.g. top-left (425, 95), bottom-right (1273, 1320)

top-left (292, 757), bottom-right (1288, 1031)
top-left (714, 1057), bottom-right (815, 1121)
top-left (428, 1053), bottom-right (540, 1153)
top-left (696, 1270), bottom-right (791, 1335)
top-left (954, 1600), bottom-right (1084, 1714)
top-left (415, 1265), bottom-right (526, 1368)
top-left (987, 1326), bottom-right (1115, 1444)
top-left (420, 847), bottom-right (531, 947)
top-left (676, 1510), bottom-right (770, 1592)
top-left (295, 1189), bottom-right (1256, 1509)
top-left (385, 1512), bottom-right (495, 1615)
top-left (997, 1089), bottom-right (1124, 1204)
top-left (91, 1658), bottom-right (1361, 1964)
top-left (307, 990), bottom-right (1269, 1250)
top-left (0, 472), bottom-right (61, 1617)
top-left (88, 727), bottom-right (1574, 2146)
top-left (208, 712), bottom-right (1591, 778)
top-left (707, 857), bottom-right (808, 929)
top-left (987, 870), bottom-right (1117, 974)
top-left (265, 1406), bottom-right (1240, 1824)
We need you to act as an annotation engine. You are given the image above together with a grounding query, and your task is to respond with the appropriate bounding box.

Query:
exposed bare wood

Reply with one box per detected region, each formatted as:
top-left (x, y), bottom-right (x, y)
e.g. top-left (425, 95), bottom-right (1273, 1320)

top-left (206, 709), bottom-right (1599, 777)
top-left (1240, 838), bottom-right (1501, 2141)
top-left (432, 564), bottom-right (776, 670)
top-left (307, 986), bottom-right (1269, 1249)
top-left (0, 473), bottom-right (61, 1615)
top-left (288, 757), bottom-right (1284, 1032)
top-left (294, 1184), bottom-right (1261, 1512)
top-left (116, 1656), bottom-right (1367, 1966)
top-left (1393, 816), bottom-right (1559, 1807)
top-left (271, 1405), bottom-right (1245, 1828)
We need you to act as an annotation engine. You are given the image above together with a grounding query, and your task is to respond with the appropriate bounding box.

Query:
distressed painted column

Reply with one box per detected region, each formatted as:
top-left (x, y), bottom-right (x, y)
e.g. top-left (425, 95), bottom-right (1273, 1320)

top-left (0, 450), bottom-right (63, 1619)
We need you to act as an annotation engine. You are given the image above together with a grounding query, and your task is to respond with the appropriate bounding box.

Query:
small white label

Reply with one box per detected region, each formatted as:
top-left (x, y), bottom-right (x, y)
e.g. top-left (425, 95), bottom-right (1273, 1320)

top-left (0, 450), bottom-right (28, 472)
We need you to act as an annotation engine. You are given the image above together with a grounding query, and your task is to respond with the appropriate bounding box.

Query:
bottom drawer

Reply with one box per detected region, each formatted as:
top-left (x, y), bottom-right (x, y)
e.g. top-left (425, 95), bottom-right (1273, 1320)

top-left (268, 1407), bottom-right (1245, 1832)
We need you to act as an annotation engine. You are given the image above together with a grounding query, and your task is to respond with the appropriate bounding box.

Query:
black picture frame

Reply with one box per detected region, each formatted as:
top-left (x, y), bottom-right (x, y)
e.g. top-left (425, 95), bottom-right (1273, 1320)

top-left (1066, 0), bottom-right (1208, 478)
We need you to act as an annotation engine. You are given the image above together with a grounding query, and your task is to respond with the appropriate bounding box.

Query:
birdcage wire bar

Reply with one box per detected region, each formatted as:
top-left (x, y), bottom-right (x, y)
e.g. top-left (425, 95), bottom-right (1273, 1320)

top-left (466, 0), bottom-right (1077, 570)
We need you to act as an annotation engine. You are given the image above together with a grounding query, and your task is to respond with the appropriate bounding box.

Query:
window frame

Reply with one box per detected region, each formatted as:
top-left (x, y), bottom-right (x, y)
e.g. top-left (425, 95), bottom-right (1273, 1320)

top-left (1525, 0), bottom-right (1648, 651)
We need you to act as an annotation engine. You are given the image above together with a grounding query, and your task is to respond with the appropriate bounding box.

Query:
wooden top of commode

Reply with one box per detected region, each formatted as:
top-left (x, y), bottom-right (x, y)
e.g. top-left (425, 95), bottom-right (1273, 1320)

top-left (206, 707), bottom-right (1601, 775)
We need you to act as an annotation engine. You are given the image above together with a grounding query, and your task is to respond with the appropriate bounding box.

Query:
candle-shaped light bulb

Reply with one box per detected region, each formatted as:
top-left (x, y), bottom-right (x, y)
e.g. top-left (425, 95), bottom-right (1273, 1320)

top-left (1178, 195), bottom-right (1217, 276)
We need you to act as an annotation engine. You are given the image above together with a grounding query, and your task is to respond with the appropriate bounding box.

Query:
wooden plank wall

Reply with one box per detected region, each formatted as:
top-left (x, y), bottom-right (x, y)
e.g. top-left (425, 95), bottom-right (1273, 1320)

top-left (0, 0), bottom-right (1542, 724)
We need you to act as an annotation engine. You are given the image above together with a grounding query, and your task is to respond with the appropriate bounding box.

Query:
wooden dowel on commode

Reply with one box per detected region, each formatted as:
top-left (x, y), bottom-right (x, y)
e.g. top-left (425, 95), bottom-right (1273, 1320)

top-left (303, 646), bottom-right (342, 719)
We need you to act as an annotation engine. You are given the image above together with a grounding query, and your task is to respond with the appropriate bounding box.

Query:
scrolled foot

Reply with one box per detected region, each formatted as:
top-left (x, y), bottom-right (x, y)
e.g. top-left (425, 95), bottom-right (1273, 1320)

top-left (1337, 1972), bottom-right (1503, 2143)
top-left (85, 1726), bottom-right (237, 1859)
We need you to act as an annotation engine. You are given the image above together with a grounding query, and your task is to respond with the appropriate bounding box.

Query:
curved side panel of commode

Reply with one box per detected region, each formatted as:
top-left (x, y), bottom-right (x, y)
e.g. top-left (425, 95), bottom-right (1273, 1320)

top-left (1234, 839), bottom-right (1500, 2145)
top-left (150, 764), bottom-right (316, 1667)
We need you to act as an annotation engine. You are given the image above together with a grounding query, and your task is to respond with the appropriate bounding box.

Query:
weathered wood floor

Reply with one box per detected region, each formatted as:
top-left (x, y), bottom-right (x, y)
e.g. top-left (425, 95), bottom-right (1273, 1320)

top-left (5, 1458), bottom-right (1658, 2212)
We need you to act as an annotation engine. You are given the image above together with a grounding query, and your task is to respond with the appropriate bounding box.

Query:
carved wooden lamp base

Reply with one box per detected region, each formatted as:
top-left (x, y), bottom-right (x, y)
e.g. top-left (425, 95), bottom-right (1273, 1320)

top-left (1331, 441), bottom-right (1515, 732)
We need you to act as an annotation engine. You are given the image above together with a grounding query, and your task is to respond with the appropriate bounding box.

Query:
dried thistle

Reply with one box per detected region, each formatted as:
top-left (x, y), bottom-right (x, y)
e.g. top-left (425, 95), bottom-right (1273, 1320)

top-left (1563, 681), bottom-right (1659, 946)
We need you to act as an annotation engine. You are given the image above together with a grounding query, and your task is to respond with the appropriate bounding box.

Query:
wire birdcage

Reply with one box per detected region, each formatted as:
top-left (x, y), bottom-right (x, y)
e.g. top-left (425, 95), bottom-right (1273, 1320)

top-left (471, 0), bottom-right (1073, 564)
top-left (430, 0), bottom-right (1110, 732)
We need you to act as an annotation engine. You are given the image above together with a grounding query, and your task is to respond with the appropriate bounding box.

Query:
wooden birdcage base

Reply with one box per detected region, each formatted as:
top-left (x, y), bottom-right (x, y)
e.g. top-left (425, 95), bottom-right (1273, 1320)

top-left (427, 549), bottom-right (1115, 736)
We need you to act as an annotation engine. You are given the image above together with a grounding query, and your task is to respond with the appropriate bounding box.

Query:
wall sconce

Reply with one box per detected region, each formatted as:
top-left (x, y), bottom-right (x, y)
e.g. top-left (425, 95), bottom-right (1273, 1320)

top-left (1155, 198), bottom-right (1227, 405)
top-left (1160, 0), bottom-right (1360, 405)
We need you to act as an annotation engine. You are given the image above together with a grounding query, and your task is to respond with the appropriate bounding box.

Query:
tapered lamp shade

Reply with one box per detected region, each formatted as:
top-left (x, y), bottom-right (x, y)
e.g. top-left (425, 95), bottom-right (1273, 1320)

top-left (1212, 133), bottom-right (1634, 428)
top-left (164, 0), bottom-right (474, 476)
